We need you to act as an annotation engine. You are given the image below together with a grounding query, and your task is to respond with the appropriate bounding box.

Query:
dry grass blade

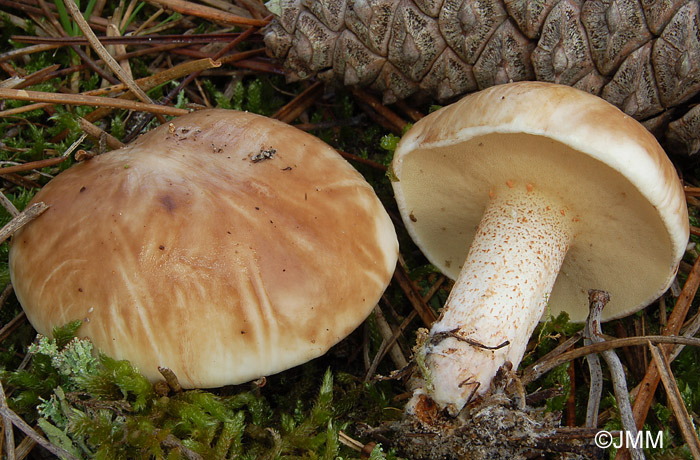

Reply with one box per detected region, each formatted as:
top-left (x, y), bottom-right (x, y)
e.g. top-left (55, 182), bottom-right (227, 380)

top-left (0, 88), bottom-right (189, 116)
top-left (144, 0), bottom-right (269, 27)
top-left (62, 0), bottom-right (154, 107)
top-left (648, 342), bottom-right (700, 459)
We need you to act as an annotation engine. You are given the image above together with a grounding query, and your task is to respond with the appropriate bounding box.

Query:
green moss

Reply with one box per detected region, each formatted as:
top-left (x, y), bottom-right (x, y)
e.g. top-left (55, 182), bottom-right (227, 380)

top-left (1, 322), bottom-right (398, 458)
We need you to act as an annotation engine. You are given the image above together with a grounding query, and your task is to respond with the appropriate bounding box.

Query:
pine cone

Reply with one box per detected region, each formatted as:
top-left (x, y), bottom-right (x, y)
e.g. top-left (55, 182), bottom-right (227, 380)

top-left (263, 0), bottom-right (700, 155)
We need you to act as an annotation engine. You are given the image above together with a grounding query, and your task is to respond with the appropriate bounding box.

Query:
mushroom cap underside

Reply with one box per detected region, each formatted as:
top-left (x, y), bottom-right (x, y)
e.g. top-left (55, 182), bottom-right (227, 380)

top-left (392, 82), bottom-right (688, 322)
top-left (10, 109), bottom-right (399, 388)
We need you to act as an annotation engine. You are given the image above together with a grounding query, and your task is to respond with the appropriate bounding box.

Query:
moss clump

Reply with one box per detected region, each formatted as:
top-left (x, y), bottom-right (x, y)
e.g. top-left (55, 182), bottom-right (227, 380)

top-left (1, 322), bottom-right (402, 459)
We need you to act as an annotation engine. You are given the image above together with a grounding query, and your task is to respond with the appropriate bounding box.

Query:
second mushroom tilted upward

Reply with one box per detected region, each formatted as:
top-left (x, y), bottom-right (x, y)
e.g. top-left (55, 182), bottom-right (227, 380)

top-left (391, 82), bottom-right (689, 414)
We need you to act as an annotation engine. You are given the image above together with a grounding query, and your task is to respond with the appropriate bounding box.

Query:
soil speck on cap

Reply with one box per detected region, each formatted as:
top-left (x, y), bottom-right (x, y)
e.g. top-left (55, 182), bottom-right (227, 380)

top-left (250, 147), bottom-right (277, 163)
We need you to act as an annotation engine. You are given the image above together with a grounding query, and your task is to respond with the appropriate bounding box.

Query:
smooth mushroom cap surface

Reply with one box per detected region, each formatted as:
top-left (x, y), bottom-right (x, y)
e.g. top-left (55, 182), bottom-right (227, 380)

top-left (392, 82), bottom-right (688, 322)
top-left (10, 109), bottom-right (399, 388)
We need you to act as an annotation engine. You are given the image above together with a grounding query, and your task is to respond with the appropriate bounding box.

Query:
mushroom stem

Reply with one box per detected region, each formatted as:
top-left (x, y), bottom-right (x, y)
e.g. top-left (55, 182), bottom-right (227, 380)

top-left (416, 184), bottom-right (574, 413)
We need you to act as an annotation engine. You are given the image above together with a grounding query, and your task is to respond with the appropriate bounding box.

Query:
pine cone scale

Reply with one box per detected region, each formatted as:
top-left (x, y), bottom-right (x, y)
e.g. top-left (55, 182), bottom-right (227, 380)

top-left (263, 0), bottom-right (700, 154)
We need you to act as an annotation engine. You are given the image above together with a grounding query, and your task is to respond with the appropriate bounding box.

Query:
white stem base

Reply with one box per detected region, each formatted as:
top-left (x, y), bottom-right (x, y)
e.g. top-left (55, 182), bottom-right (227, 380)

top-left (418, 184), bottom-right (573, 414)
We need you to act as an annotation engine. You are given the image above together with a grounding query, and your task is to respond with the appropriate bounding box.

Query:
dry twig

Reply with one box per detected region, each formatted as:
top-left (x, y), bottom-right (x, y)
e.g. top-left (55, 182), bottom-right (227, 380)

top-left (392, 264), bottom-right (438, 327)
top-left (77, 117), bottom-right (125, 150)
top-left (0, 202), bottom-right (49, 245)
top-left (0, 88), bottom-right (189, 116)
top-left (0, 192), bottom-right (19, 218)
top-left (0, 382), bottom-right (79, 460)
top-left (583, 312), bottom-right (603, 428)
top-left (587, 290), bottom-right (644, 460)
top-left (0, 132), bottom-right (85, 176)
top-left (622, 252), bottom-right (700, 454)
top-left (350, 87), bottom-right (407, 135)
top-left (365, 305), bottom-right (409, 381)
top-left (0, 313), bottom-right (27, 343)
top-left (648, 343), bottom-right (700, 459)
top-left (145, 0), bottom-right (268, 27)
top-left (272, 81), bottom-right (324, 124)
top-left (521, 335), bottom-right (700, 385)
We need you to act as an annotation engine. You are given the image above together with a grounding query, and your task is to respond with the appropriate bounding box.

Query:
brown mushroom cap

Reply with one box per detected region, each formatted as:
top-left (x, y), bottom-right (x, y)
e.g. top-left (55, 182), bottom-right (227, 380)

top-left (10, 109), bottom-right (398, 388)
top-left (392, 82), bottom-right (688, 322)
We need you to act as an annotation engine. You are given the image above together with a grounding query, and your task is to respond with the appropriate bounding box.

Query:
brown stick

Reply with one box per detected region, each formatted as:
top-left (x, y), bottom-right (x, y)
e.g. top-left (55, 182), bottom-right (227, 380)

top-left (10, 64), bottom-right (61, 90)
top-left (272, 81), bottom-right (323, 124)
top-left (0, 313), bottom-right (26, 343)
top-left (11, 33), bottom-right (247, 47)
top-left (0, 44), bottom-right (61, 64)
top-left (648, 343), bottom-right (700, 459)
top-left (0, 88), bottom-right (189, 116)
top-left (350, 87), bottom-right (407, 135)
top-left (392, 264), bottom-right (438, 327)
top-left (77, 117), bottom-right (125, 150)
top-left (83, 58), bottom-right (220, 123)
top-left (0, 157), bottom-right (70, 177)
top-left (144, 0), bottom-right (269, 27)
top-left (0, 203), bottom-right (49, 245)
top-left (587, 290), bottom-right (644, 460)
top-left (627, 255), bottom-right (700, 434)
top-left (521, 335), bottom-right (700, 385)
top-left (336, 149), bottom-right (388, 172)
top-left (0, 382), bottom-right (79, 460)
